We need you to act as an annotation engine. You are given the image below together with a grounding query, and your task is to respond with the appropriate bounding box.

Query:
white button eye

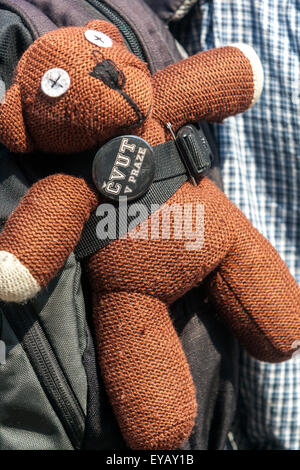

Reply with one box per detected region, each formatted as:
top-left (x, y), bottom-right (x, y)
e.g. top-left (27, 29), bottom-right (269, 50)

top-left (41, 68), bottom-right (70, 98)
top-left (85, 29), bottom-right (113, 48)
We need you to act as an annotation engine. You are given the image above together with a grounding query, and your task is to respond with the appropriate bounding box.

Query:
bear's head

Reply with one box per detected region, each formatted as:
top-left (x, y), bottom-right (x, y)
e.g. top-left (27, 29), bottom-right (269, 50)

top-left (0, 20), bottom-right (152, 154)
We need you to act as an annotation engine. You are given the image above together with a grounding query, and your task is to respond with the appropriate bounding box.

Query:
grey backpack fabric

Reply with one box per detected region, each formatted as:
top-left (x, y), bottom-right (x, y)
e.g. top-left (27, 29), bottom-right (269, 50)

top-left (0, 0), bottom-right (238, 450)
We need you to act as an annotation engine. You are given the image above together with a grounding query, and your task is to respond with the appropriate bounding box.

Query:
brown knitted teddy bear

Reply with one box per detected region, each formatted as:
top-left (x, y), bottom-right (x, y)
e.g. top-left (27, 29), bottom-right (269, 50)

top-left (0, 20), bottom-right (299, 450)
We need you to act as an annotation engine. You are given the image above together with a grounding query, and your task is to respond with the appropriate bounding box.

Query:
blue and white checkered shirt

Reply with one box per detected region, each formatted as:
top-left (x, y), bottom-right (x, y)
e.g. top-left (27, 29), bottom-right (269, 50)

top-left (177, 0), bottom-right (300, 449)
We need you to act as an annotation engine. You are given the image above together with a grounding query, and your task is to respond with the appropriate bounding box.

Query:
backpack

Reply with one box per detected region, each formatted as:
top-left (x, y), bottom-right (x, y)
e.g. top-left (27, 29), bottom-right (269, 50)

top-left (0, 0), bottom-right (238, 450)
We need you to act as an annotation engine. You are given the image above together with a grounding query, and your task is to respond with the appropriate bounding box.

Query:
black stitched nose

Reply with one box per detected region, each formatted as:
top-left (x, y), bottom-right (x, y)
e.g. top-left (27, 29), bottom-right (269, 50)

top-left (89, 55), bottom-right (147, 127)
top-left (90, 59), bottom-right (125, 90)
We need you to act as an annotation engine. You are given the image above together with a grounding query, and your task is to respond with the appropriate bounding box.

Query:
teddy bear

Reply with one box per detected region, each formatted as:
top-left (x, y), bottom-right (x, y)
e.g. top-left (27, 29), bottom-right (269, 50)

top-left (0, 20), bottom-right (299, 450)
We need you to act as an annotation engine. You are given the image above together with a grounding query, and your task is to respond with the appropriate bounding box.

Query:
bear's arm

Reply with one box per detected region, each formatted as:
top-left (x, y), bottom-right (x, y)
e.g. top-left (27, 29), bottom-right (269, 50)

top-left (0, 173), bottom-right (98, 302)
top-left (152, 45), bottom-right (262, 131)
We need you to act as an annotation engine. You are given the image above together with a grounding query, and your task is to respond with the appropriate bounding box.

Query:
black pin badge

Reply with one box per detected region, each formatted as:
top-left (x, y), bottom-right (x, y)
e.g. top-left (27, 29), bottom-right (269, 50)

top-left (93, 135), bottom-right (155, 202)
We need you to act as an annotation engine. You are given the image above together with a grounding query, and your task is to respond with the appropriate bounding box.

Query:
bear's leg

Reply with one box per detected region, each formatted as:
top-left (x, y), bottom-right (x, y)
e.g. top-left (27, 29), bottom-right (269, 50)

top-left (91, 289), bottom-right (197, 450)
top-left (167, 176), bottom-right (300, 363)
top-left (0, 174), bottom-right (98, 302)
top-left (203, 185), bottom-right (300, 363)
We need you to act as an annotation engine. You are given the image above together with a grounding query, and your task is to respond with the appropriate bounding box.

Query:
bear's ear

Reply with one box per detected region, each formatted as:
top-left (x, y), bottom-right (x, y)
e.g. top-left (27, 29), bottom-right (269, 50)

top-left (85, 19), bottom-right (125, 46)
top-left (0, 82), bottom-right (33, 154)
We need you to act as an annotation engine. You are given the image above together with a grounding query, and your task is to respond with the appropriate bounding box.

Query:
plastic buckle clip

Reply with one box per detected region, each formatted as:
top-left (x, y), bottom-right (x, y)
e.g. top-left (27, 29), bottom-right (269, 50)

top-left (167, 123), bottom-right (213, 186)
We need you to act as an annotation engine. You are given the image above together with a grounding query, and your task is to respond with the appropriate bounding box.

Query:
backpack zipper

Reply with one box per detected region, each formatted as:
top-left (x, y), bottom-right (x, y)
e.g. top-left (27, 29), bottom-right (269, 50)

top-left (3, 302), bottom-right (85, 449)
top-left (86, 0), bottom-right (147, 61)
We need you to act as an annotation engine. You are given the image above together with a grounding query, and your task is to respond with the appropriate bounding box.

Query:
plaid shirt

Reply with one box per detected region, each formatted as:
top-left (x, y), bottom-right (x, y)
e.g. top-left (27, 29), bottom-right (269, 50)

top-left (176, 0), bottom-right (300, 449)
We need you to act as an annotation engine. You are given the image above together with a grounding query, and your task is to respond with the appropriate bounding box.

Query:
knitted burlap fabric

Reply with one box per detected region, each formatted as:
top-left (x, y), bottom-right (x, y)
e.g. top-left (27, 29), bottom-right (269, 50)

top-left (153, 46), bottom-right (256, 129)
top-left (87, 178), bottom-right (300, 365)
top-left (93, 291), bottom-right (197, 449)
top-left (0, 174), bottom-right (98, 293)
top-left (0, 21), bottom-right (299, 449)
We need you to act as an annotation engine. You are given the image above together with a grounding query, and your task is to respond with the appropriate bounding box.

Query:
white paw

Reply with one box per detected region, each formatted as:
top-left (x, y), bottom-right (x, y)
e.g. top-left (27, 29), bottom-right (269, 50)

top-left (0, 251), bottom-right (40, 302)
